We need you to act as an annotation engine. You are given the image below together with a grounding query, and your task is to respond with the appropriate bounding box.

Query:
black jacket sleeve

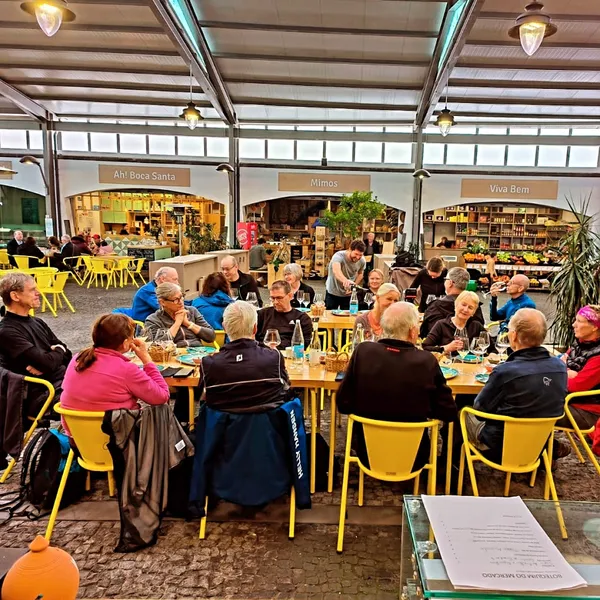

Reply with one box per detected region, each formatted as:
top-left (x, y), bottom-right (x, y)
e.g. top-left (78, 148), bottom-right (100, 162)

top-left (422, 321), bottom-right (445, 352)
top-left (430, 362), bottom-right (458, 423)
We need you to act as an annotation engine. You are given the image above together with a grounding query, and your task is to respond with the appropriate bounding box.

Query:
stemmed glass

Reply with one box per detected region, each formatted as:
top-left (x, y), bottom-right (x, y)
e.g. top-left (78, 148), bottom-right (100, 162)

top-left (245, 292), bottom-right (259, 307)
top-left (301, 293), bottom-right (310, 309)
top-left (264, 329), bottom-right (281, 350)
top-left (496, 331), bottom-right (510, 362)
top-left (314, 292), bottom-right (323, 305)
top-left (296, 291), bottom-right (305, 308)
top-left (478, 331), bottom-right (491, 356)
top-left (230, 287), bottom-right (240, 301)
top-left (426, 294), bottom-right (437, 306)
top-left (364, 292), bottom-right (374, 310)
top-left (454, 328), bottom-right (470, 364)
top-left (135, 323), bottom-right (150, 344)
top-left (470, 338), bottom-right (485, 365)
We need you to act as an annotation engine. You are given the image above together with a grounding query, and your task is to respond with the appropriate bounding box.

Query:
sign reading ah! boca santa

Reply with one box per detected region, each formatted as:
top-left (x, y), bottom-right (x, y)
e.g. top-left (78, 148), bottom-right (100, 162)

top-left (98, 165), bottom-right (191, 187)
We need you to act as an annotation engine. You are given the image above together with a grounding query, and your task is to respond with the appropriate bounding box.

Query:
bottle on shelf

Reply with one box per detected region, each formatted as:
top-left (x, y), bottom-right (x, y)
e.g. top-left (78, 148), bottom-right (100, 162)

top-left (349, 288), bottom-right (359, 316)
top-left (290, 320), bottom-right (305, 370)
top-left (308, 322), bottom-right (322, 366)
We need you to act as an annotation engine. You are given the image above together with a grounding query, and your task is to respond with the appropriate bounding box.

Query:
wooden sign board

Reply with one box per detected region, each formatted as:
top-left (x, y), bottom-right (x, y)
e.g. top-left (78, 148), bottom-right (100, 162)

top-left (278, 172), bottom-right (371, 193)
top-left (461, 179), bottom-right (559, 200)
top-left (98, 165), bottom-right (191, 187)
top-left (0, 160), bottom-right (14, 180)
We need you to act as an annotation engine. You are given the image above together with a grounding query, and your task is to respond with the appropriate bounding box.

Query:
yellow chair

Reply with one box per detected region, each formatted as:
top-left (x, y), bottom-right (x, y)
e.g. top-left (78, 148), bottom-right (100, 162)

top-left (337, 416), bottom-right (440, 552)
top-left (202, 330), bottom-right (223, 351)
top-left (127, 258), bottom-right (146, 287)
top-left (485, 320), bottom-right (502, 336)
top-left (62, 256), bottom-right (86, 285)
top-left (13, 255), bottom-right (41, 270)
top-left (87, 257), bottom-right (116, 289)
top-left (38, 272), bottom-right (75, 315)
top-left (458, 406), bottom-right (567, 538)
top-left (555, 390), bottom-right (600, 476)
top-left (33, 270), bottom-right (58, 317)
top-left (0, 377), bottom-right (55, 484)
top-left (0, 249), bottom-right (10, 270)
top-left (45, 404), bottom-right (116, 541)
top-left (112, 256), bottom-right (135, 288)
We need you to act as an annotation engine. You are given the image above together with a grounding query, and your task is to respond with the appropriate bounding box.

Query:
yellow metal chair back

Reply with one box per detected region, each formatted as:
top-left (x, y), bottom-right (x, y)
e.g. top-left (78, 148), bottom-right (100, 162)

top-left (13, 255), bottom-right (34, 269)
top-left (0, 250), bottom-right (10, 269)
top-left (214, 329), bottom-right (226, 347)
top-left (32, 271), bottom-right (54, 290)
top-left (128, 257), bottom-right (147, 286)
top-left (501, 418), bottom-right (557, 468)
top-left (485, 320), bottom-right (502, 336)
top-left (51, 271), bottom-right (70, 293)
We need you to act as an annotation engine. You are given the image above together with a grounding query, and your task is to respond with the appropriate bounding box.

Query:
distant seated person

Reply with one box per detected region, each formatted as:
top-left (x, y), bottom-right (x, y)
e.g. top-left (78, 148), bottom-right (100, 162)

top-left (337, 302), bottom-right (457, 469)
top-left (0, 273), bottom-right (72, 408)
top-left (114, 266), bottom-right (179, 322)
top-left (6, 230), bottom-right (23, 256)
top-left (91, 234), bottom-right (114, 256)
top-left (283, 263), bottom-right (315, 308)
top-left (420, 267), bottom-right (484, 338)
top-left (556, 305), bottom-right (600, 430)
top-left (412, 256), bottom-right (447, 313)
top-left (46, 236), bottom-right (62, 270)
top-left (71, 235), bottom-right (93, 256)
top-left (353, 283), bottom-right (400, 341)
top-left (358, 268), bottom-right (384, 309)
top-left (16, 236), bottom-right (46, 267)
top-left (256, 280), bottom-right (313, 349)
top-left (249, 237), bottom-right (268, 270)
top-left (119, 225), bottom-right (129, 235)
top-left (467, 308), bottom-right (566, 462)
top-left (436, 236), bottom-right (449, 248)
top-left (191, 272), bottom-right (234, 331)
top-left (200, 301), bottom-right (292, 413)
top-left (423, 291), bottom-right (485, 355)
top-left (489, 274), bottom-right (535, 331)
top-left (145, 282), bottom-right (215, 348)
top-left (220, 255), bottom-right (263, 306)
top-left (60, 314), bottom-right (170, 421)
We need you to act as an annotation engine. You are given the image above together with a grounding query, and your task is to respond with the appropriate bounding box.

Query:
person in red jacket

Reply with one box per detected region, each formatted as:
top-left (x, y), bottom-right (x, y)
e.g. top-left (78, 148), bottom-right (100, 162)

top-left (557, 305), bottom-right (600, 429)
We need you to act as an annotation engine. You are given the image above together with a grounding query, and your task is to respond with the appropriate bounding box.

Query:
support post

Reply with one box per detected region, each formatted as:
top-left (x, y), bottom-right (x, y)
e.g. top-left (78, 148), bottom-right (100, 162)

top-left (411, 127), bottom-right (425, 245)
top-left (42, 119), bottom-right (60, 236)
top-left (227, 125), bottom-right (240, 247)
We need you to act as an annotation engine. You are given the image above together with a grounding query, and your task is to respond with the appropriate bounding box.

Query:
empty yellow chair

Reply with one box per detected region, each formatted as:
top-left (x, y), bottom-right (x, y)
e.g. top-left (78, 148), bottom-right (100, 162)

top-left (555, 390), bottom-right (600, 477)
top-left (337, 416), bottom-right (440, 552)
top-left (87, 257), bottom-right (115, 289)
top-left (202, 329), bottom-right (223, 351)
top-left (0, 249), bottom-right (10, 270)
top-left (38, 272), bottom-right (75, 315)
top-left (112, 256), bottom-right (135, 287)
top-left (45, 404), bottom-right (116, 541)
top-left (0, 377), bottom-right (55, 484)
top-left (13, 255), bottom-right (40, 270)
top-left (458, 406), bottom-right (567, 538)
top-left (62, 256), bottom-right (86, 286)
top-left (127, 258), bottom-right (146, 287)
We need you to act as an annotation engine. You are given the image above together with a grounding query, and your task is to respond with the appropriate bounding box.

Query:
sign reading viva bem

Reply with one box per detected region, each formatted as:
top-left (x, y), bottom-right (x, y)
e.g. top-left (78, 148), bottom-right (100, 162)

top-left (278, 172), bottom-right (371, 193)
top-left (98, 165), bottom-right (190, 187)
top-left (461, 178), bottom-right (559, 200)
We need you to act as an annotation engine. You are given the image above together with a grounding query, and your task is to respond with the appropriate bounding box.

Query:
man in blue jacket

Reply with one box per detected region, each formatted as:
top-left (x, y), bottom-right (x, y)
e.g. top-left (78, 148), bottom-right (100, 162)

top-left (467, 308), bottom-right (566, 462)
top-left (489, 274), bottom-right (536, 331)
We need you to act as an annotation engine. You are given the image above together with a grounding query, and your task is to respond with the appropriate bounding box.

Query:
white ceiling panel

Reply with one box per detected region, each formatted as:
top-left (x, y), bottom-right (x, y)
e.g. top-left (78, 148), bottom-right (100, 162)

top-left (452, 67), bottom-right (600, 84)
top-left (17, 86), bottom-right (198, 103)
top-left (38, 100), bottom-right (196, 119)
top-left (461, 45), bottom-right (600, 62)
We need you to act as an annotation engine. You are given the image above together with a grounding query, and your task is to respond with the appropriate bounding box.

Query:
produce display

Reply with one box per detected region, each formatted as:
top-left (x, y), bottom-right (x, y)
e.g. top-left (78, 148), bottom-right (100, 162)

top-left (463, 250), bottom-right (559, 266)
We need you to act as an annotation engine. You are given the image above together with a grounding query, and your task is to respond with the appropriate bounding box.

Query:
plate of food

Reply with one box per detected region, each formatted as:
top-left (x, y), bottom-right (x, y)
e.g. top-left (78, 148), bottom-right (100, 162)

top-left (486, 353), bottom-right (502, 364)
top-left (475, 372), bottom-right (489, 384)
top-left (458, 353), bottom-right (480, 363)
top-left (441, 367), bottom-right (459, 380)
top-left (331, 310), bottom-right (351, 316)
top-left (185, 346), bottom-right (217, 355)
top-left (177, 354), bottom-right (202, 366)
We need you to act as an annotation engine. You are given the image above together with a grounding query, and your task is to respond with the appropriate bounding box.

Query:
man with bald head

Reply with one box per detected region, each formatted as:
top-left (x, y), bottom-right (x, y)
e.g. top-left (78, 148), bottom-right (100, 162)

top-left (337, 301), bottom-right (456, 469)
top-left (220, 255), bottom-right (262, 306)
top-left (468, 308), bottom-right (566, 461)
top-left (489, 273), bottom-right (535, 331)
top-left (6, 230), bottom-right (23, 256)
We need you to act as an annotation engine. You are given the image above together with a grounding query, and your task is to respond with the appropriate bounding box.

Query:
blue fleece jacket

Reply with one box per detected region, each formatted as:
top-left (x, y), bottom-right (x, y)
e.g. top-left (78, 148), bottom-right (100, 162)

top-left (113, 281), bottom-right (158, 322)
top-left (191, 291), bottom-right (233, 331)
top-left (490, 293), bottom-right (536, 330)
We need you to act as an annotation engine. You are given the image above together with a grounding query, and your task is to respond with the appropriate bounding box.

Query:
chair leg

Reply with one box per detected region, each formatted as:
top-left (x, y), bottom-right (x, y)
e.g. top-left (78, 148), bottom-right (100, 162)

top-left (457, 446), bottom-right (466, 495)
top-left (336, 453), bottom-right (351, 553)
top-left (107, 471), bottom-right (116, 497)
top-left (503, 473), bottom-right (512, 497)
top-left (445, 421), bottom-right (454, 495)
top-left (0, 458), bottom-right (17, 483)
top-left (358, 469), bottom-right (365, 507)
top-left (310, 389), bottom-right (317, 494)
top-left (45, 449), bottom-right (74, 541)
top-left (199, 497), bottom-right (208, 540)
top-left (542, 451), bottom-right (568, 539)
top-left (188, 387), bottom-right (195, 431)
top-left (413, 473), bottom-right (420, 495)
top-left (574, 428), bottom-right (600, 476)
top-left (465, 450), bottom-right (479, 496)
top-left (565, 431), bottom-right (585, 463)
top-left (530, 469), bottom-right (537, 488)
top-left (289, 486), bottom-right (296, 540)
top-left (328, 393), bottom-right (337, 493)
top-left (61, 293), bottom-right (75, 313)
top-left (85, 472), bottom-right (91, 492)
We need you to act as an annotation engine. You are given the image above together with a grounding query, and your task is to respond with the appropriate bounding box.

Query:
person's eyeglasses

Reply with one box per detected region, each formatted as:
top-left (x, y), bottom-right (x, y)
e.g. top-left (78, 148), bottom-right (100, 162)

top-left (221, 266), bottom-right (235, 272)
top-left (166, 296), bottom-right (183, 304)
top-left (270, 295), bottom-right (286, 302)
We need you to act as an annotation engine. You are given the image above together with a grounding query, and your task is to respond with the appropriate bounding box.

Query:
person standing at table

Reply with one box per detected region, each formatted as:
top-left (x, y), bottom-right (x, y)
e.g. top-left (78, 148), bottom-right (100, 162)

top-left (325, 239), bottom-right (366, 310)
top-left (363, 232), bottom-right (381, 276)
top-left (256, 280), bottom-right (312, 349)
top-left (220, 255), bottom-right (263, 306)
top-left (411, 257), bottom-right (447, 313)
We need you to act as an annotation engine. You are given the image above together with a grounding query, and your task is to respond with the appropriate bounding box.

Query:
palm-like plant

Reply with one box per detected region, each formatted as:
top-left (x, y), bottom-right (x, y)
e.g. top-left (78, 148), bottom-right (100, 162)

top-left (550, 193), bottom-right (600, 349)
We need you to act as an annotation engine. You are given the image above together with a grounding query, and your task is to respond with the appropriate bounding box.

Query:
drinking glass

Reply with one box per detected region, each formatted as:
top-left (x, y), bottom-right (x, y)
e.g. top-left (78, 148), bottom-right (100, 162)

top-left (245, 291), bottom-right (259, 307)
top-left (470, 338), bottom-right (485, 364)
top-left (454, 328), bottom-right (469, 363)
top-left (477, 331), bottom-right (491, 355)
top-left (134, 323), bottom-right (150, 344)
top-left (264, 329), bottom-right (281, 350)
top-left (496, 331), bottom-right (510, 361)
top-left (230, 287), bottom-right (240, 300)
top-left (314, 292), bottom-right (324, 305)
top-left (364, 292), bottom-right (374, 310)
top-left (426, 294), bottom-right (437, 306)
top-left (302, 294), bottom-right (310, 309)
top-left (296, 291), bottom-right (305, 308)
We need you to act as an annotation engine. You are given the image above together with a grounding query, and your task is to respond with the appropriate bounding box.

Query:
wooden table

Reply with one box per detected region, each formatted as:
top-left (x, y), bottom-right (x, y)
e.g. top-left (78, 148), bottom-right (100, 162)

top-left (314, 310), bottom-right (357, 348)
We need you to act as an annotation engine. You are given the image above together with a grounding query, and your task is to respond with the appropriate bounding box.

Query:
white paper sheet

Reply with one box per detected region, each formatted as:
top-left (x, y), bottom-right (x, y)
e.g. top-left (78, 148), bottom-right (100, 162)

top-left (421, 495), bottom-right (588, 592)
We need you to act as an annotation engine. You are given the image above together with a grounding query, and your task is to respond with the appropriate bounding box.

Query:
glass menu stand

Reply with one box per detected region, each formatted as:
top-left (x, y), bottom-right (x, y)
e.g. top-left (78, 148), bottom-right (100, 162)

top-left (401, 496), bottom-right (600, 600)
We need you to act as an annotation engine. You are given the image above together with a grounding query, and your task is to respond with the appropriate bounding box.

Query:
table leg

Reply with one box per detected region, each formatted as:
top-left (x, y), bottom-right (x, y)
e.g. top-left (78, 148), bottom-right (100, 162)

top-left (310, 388), bottom-right (317, 494)
top-left (445, 422), bottom-right (454, 495)
top-left (328, 392), bottom-right (337, 493)
top-left (188, 387), bottom-right (195, 431)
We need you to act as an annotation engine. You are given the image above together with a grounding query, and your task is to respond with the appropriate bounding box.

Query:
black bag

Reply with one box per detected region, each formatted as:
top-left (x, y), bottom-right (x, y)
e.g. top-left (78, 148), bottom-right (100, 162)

top-left (306, 432), bottom-right (339, 492)
top-left (166, 432), bottom-right (195, 519)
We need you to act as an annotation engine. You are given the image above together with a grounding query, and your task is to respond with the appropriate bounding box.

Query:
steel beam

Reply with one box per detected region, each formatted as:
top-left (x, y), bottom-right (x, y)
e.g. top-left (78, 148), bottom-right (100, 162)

top-left (466, 40), bottom-right (600, 50)
top-left (31, 94), bottom-right (212, 108)
top-left (225, 77), bottom-right (422, 91)
top-left (0, 21), bottom-right (166, 34)
top-left (449, 78), bottom-right (600, 91)
top-left (478, 11), bottom-right (600, 22)
top-left (214, 52), bottom-right (430, 67)
top-left (0, 77), bottom-right (50, 121)
top-left (446, 96), bottom-right (600, 107)
top-left (0, 43), bottom-right (181, 57)
top-left (233, 97), bottom-right (417, 111)
top-left (457, 61), bottom-right (600, 72)
top-left (8, 79), bottom-right (194, 94)
top-left (1, 63), bottom-right (189, 77)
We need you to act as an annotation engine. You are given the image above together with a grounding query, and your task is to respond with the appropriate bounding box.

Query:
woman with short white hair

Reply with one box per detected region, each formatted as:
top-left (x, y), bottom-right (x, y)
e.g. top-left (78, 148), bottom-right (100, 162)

top-left (283, 263), bottom-right (315, 308)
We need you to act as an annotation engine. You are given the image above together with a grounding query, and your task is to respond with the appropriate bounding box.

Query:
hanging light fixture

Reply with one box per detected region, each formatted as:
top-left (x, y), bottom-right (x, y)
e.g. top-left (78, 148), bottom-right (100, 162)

top-left (435, 72), bottom-right (456, 137)
top-left (20, 0), bottom-right (76, 37)
top-left (508, 2), bottom-right (557, 57)
top-left (179, 64), bottom-right (202, 130)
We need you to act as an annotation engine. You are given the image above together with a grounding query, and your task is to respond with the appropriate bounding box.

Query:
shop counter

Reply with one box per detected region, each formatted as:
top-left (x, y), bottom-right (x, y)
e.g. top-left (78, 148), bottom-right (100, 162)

top-left (208, 249), bottom-right (249, 273)
top-left (149, 254), bottom-right (218, 299)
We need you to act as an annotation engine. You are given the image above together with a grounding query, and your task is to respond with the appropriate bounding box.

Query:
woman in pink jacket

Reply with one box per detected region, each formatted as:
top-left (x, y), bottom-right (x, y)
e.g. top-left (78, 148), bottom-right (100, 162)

top-left (61, 313), bottom-right (170, 418)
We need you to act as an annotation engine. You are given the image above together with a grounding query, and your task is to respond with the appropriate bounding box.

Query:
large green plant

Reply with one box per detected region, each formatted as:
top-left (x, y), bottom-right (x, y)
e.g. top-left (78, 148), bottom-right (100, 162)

top-left (320, 190), bottom-right (383, 240)
top-left (550, 193), bottom-right (600, 349)
top-left (184, 222), bottom-right (227, 254)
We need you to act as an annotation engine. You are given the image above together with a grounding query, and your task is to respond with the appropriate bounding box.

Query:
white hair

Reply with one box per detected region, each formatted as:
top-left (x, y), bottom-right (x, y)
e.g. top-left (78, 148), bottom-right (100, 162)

top-left (376, 283), bottom-right (400, 297)
top-left (223, 301), bottom-right (257, 341)
top-left (155, 282), bottom-right (181, 301)
top-left (380, 302), bottom-right (419, 341)
top-left (221, 255), bottom-right (238, 267)
top-left (283, 263), bottom-right (303, 281)
top-left (154, 266), bottom-right (178, 283)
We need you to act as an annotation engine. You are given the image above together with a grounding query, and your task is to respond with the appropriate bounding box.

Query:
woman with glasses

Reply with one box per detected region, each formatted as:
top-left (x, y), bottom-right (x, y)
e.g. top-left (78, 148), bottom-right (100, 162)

top-left (283, 263), bottom-right (315, 308)
top-left (145, 282), bottom-right (215, 347)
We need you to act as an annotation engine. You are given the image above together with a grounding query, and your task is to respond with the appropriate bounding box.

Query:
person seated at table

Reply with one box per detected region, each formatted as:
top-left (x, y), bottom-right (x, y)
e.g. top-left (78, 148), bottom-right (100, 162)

top-left (91, 234), bottom-right (114, 256)
top-left (114, 266), bottom-right (179, 322)
top-left (466, 308), bottom-right (567, 462)
top-left (357, 268), bottom-right (384, 309)
top-left (256, 280), bottom-right (313, 350)
top-left (556, 305), bottom-right (600, 430)
top-left (16, 236), bottom-right (46, 266)
top-left (71, 235), bottom-right (93, 256)
top-left (60, 313), bottom-right (170, 420)
top-left (353, 283), bottom-right (400, 340)
top-left (436, 236), bottom-right (449, 248)
top-left (420, 267), bottom-right (484, 338)
top-left (200, 301), bottom-right (292, 413)
top-left (145, 282), bottom-right (215, 348)
top-left (423, 291), bottom-right (485, 355)
top-left (191, 272), bottom-right (234, 331)
top-left (489, 274), bottom-right (535, 332)
top-left (220, 255), bottom-right (263, 306)
top-left (337, 301), bottom-right (456, 469)
top-left (284, 263), bottom-right (315, 308)
top-left (6, 230), bottom-right (23, 256)
top-left (249, 238), bottom-right (268, 271)
top-left (412, 257), bottom-right (447, 313)
top-left (0, 272), bottom-right (72, 411)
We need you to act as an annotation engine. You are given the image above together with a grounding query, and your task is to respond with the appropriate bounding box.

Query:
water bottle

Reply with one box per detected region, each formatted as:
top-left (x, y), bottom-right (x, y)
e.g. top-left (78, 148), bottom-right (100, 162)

top-left (309, 321), bottom-right (322, 366)
top-left (290, 319), bottom-right (305, 370)
top-left (349, 288), bottom-right (359, 315)
top-left (352, 323), bottom-right (364, 352)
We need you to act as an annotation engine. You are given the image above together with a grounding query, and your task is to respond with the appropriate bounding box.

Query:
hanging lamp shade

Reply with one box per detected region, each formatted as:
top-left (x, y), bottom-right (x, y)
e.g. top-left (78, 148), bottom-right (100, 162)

top-left (435, 108), bottom-right (456, 137)
top-left (179, 101), bottom-right (202, 130)
top-left (20, 0), bottom-right (76, 37)
top-left (508, 2), bottom-right (557, 56)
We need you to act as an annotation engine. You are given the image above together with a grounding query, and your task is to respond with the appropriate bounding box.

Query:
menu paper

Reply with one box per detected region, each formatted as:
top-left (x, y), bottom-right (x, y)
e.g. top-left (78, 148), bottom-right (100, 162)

top-left (421, 496), bottom-right (587, 592)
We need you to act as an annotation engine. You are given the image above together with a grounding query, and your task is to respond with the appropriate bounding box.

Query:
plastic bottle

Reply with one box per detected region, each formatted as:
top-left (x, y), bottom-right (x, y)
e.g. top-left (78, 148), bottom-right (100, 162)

top-left (290, 319), bottom-right (305, 370)
top-left (352, 323), bottom-right (364, 351)
top-left (309, 321), bottom-right (321, 366)
top-left (349, 288), bottom-right (359, 315)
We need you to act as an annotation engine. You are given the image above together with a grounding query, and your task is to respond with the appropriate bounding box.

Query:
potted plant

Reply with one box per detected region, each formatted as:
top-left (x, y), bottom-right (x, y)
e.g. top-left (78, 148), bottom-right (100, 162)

top-left (320, 190), bottom-right (384, 241)
top-left (550, 194), bottom-right (600, 349)
top-left (184, 222), bottom-right (227, 255)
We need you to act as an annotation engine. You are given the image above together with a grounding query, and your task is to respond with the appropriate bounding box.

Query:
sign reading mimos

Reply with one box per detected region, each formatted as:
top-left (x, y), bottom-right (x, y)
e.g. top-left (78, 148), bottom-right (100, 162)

top-left (278, 172), bottom-right (371, 193)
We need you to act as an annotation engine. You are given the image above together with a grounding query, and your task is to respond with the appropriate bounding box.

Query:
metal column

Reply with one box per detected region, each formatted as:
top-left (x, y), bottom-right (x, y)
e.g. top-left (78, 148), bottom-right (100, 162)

top-left (42, 119), bottom-right (60, 236)
top-left (227, 125), bottom-right (240, 247)
top-left (411, 127), bottom-right (424, 245)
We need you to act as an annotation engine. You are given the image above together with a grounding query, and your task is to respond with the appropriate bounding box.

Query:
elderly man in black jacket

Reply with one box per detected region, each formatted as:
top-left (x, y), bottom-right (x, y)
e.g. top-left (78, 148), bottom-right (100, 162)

top-left (337, 301), bottom-right (457, 469)
top-left (420, 266), bottom-right (484, 338)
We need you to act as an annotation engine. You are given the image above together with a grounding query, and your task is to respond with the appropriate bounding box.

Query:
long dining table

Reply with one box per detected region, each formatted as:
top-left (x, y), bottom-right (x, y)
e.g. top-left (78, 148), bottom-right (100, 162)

top-left (158, 350), bottom-right (486, 496)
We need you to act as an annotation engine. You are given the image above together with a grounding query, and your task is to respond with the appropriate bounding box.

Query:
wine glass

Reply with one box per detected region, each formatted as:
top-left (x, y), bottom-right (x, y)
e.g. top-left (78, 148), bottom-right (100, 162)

top-left (134, 323), bottom-right (150, 344)
top-left (245, 291), bottom-right (259, 307)
top-left (496, 331), bottom-right (510, 361)
top-left (230, 287), bottom-right (240, 301)
top-left (478, 331), bottom-right (491, 355)
top-left (302, 293), bottom-right (310, 309)
top-left (454, 328), bottom-right (469, 363)
top-left (470, 338), bottom-right (485, 365)
top-left (364, 292), bottom-right (374, 310)
top-left (314, 292), bottom-right (324, 305)
top-left (264, 329), bottom-right (281, 350)
top-left (426, 294), bottom-right (437, 306)
top-left (296, 291), bottom-right (305, 308)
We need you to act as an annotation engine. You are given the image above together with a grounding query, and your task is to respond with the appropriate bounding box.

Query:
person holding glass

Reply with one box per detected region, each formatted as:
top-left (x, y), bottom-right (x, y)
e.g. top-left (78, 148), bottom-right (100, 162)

top-left (145, 282), bottom-right (215, 348)
top-left (352, 283), bottom-right (401, 341)
top-left (283, 263), bottom-right (315, 309)
top-left (422, 291), bottom-right (486, 356)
